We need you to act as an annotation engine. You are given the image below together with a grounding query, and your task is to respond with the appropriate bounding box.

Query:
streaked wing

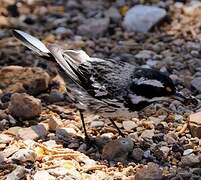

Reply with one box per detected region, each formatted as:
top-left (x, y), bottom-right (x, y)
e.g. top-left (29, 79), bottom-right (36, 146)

top-left (80, 58), bottom-right (135, 99)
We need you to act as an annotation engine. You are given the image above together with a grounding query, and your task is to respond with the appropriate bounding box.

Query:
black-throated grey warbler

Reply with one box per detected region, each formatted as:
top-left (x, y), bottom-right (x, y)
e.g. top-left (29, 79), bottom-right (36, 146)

top-left (13, 30), bottom-right (185, 140)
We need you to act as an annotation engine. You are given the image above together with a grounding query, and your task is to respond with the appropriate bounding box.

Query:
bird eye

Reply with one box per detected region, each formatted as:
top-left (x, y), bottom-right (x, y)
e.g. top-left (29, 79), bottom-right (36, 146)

top-left (166, 87), bottom-right (172, 92)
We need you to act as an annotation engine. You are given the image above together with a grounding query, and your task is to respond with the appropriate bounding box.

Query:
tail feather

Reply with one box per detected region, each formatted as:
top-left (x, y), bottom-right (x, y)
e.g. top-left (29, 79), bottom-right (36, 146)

top-left (13, 29), bottom-right (91, 87)
top-left (13, 30), bottom-right (50, 57)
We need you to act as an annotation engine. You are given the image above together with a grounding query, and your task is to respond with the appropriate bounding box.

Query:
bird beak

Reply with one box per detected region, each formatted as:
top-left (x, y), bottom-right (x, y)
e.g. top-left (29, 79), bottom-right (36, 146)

top-left (171, 91), bottom-right (186, 102)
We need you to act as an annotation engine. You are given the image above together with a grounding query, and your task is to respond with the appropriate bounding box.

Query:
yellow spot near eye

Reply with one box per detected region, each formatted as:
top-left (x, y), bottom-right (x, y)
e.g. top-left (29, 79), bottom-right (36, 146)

top-left (166, 87), bottom-right (172, 92)
top-left (119, 5), bottom-right (129, 16)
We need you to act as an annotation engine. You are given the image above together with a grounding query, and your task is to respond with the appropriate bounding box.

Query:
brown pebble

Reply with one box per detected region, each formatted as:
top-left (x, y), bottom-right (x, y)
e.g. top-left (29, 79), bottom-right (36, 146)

top-left (135, 163), bottom-right (162, 180)
top-left (189, 112), bottom-right (201, 138)
top-left (18, 123), bottom-right (48, 140)
top-left (8, 93), bottom-right (42, 119)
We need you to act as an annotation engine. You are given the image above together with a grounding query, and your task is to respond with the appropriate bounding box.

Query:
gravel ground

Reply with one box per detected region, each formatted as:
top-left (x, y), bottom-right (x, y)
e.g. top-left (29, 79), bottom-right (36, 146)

top-left (1, 0), bottom-right (201, 179)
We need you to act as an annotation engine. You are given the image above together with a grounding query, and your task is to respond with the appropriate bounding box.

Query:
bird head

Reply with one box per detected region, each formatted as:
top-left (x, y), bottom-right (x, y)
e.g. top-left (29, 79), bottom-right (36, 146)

top-left (131, 68), bottom-right (176, 98)
top-left (126, 68), bottom-right (186, 110)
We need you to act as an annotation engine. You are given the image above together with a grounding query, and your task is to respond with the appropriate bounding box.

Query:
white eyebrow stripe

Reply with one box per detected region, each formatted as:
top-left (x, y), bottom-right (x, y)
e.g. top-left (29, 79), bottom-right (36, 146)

top-left (134, 78), bottom-right (164, 88)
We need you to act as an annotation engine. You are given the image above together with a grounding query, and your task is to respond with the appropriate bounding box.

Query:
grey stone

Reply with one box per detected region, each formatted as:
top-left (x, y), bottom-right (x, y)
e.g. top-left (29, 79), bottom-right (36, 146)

top-left (186, 42), bottom-right (201, 51)
top-left (102, 137), bottom-right (134, 162)
top-left (181, 154), bottom-right (201, 167)
top-left (132, 148), bottom-right (144, 161)
top-left (68, 142), bottom-right (79, 149)
top-left (77, 18), bottom-right (109, 38)
top-left (55, 27), bottom-right (66, 34)
top-left (66, 0), bottom-right (80, 9)
top-left (123, 5), bottom-right (167, 33)
top-left (177, 170), bottom-right (192, 179)
top-left (135, 50), bottom-right (155, 59)
top-left (81, 0), bottom-right (103, 11)
top-left (116, 0), bottom-right (126, 7)
top-left (191, 77), bottom-right (201, 93)
top-left (56, 127), bottom-right (77, 141)
top-left (105, 7), bottom-right (121, 23)
top-left (164, 133), bottom-right (178, 144)
top-left (144, 150), bottom-right (152, 159)
top-left (48, 89), bottom-right (64, 103)
top-left (8, 115), bottom-right (17, 126)
top-left (77, 143), bottom-right (87, 152)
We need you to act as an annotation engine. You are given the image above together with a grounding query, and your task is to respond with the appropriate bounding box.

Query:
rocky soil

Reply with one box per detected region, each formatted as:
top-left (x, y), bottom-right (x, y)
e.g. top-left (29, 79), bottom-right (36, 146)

top-left (1, 0), bottom-right (201, 179)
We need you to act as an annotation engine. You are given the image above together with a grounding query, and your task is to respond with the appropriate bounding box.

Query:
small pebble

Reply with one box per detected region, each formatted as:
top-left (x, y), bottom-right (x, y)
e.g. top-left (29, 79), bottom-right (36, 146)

top-left (102, 137), bottom-right (134, 162)
top-left (132, 148), bottom-right (144, 161)
top-left (183, 149), bottom-right (194, 156)
top-left (56, 127), bottom-right (77, 141)
top-left (10, 149), bottom-right (36, 162)
top-left (90, 121), bottom-right (104, 128)
top-left (181, 154), bottom-right (201, 167)
top-left (34, 170), bottom-right (55, 180)
top-left (140, 129), bottom-right (154, 140)
top-left (122, 120), bottom-right (137, 131)
top-left (135, 162), bottom-right (163, 180)
top-left (8, 93), bottom-right (42, 119)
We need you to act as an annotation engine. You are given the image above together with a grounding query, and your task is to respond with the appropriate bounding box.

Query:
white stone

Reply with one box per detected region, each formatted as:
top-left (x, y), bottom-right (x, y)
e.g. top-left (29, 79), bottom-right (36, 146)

top-left (123, 5), bottom-right (167, 33)
top-left (183, 149), bottom-right (194, 156)
top-left (34, 171), bottom-right (55, 180)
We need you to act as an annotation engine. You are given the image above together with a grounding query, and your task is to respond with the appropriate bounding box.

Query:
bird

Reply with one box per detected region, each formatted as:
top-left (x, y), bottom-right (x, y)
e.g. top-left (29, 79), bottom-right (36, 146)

top-left (12, 29), bottom-right (185, 141)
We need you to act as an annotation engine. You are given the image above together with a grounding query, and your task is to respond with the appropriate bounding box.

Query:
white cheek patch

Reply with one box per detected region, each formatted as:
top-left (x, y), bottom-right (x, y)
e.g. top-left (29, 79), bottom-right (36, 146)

top-left (129, 94), bottom-right (147, 104)
top-left (129, 94), bottom-right (169, 105)
top-left (134, 78), bottom-right (164, 88)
